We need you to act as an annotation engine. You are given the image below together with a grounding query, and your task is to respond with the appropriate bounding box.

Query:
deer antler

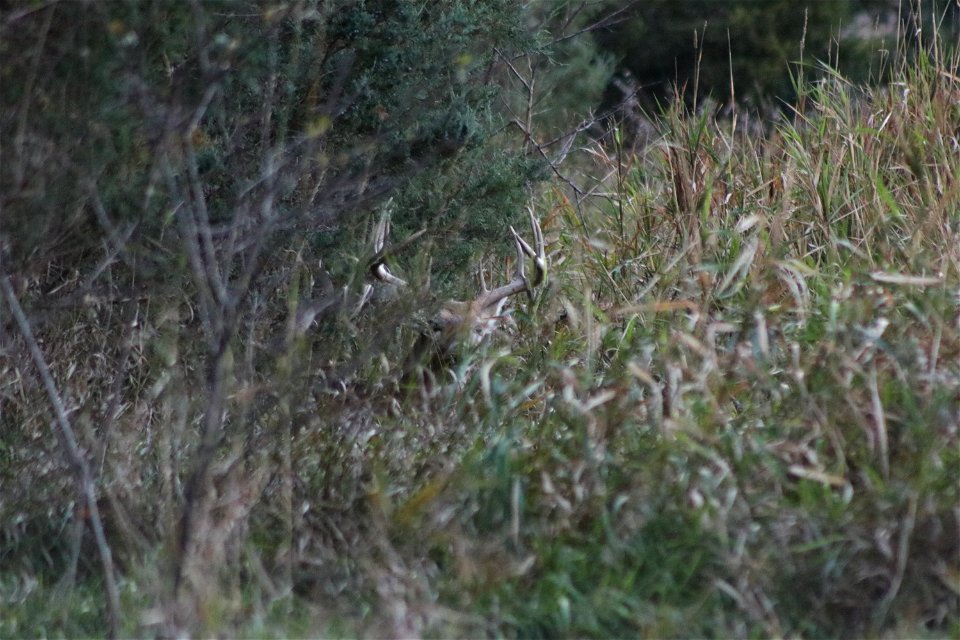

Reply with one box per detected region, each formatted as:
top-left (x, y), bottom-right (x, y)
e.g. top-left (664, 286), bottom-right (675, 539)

top-left (471, 207), bottom-right (547, 315)
top-left (368, 207), bottom-right (416, 288)
top-left (370, 206), bottom-right (546, 318)
top-left (368, 207), bottom-right (547, 384)
top-left (288, 205), bottom-right (425, 331)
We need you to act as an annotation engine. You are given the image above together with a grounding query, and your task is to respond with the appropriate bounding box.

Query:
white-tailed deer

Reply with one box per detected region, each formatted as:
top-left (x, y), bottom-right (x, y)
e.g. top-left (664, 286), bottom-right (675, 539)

top-left (368, 207), bottom-right (547, 382)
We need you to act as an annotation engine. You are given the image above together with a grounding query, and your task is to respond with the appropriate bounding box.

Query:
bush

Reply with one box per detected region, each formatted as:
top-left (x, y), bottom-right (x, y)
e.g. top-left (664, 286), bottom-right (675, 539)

top-left (1, 1), bottom-right (956, 637)
top-left (0, 0), bottom-right (590, 634)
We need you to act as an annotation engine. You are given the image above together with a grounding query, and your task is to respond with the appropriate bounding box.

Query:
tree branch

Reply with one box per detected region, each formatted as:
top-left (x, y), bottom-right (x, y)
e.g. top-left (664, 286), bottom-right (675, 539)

top-left (0, 275), bottom-right (122, 638)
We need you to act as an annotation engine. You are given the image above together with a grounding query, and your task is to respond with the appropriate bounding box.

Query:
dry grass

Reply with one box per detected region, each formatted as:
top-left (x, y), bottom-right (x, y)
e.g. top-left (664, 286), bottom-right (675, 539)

top-left (2, 19), bottom-right (958, 640)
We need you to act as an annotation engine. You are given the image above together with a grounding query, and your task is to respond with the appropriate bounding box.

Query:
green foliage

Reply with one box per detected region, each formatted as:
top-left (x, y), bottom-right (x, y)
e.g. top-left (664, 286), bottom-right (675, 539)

top-left (2, 2), bottom-right (958, 638)
top-left (0, 0), bottom-right (539, 288)
top-left (491, 514), bottom-right (722, 638)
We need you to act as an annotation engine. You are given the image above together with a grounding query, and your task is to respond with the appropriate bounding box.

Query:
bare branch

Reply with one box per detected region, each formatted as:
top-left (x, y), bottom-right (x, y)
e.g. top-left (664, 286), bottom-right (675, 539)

top-left (0, 275), bottom-right (122, 638)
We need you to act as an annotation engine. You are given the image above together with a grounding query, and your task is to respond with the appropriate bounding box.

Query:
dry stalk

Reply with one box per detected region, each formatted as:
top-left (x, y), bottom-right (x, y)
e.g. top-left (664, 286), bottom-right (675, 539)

top-left (0, 276), bottom-right (122, 638)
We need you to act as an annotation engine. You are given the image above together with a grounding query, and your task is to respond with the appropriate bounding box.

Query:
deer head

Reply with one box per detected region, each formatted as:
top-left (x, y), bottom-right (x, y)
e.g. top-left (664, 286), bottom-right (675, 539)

top-left (368, 206), bottom-right (547, 378)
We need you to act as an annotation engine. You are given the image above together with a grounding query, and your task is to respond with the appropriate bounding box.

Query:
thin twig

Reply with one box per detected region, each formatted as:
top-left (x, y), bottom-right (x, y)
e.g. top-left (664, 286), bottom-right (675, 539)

top-left (0, 276), bottom-right (122, 638)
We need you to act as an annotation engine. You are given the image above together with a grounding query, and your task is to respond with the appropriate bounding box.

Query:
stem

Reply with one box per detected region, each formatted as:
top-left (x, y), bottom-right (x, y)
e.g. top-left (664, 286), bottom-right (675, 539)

top-left (1, 276), bottom-right (122, 638)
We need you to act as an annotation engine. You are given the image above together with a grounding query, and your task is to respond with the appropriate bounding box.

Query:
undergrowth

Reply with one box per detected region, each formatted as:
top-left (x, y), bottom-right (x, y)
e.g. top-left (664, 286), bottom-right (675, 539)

top-left (2, 18), bottom-right (958, 640)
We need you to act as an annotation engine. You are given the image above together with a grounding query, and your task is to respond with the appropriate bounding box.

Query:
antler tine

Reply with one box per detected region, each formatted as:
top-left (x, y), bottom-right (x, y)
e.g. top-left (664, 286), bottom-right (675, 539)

top-left (528, 206), bottom-right (547, 286)
top-left (478, 257), bottom-right (490, 293)
top-left (369, 207), bottom-right (409, 288)
top-left (509, 208), bottom-right (547, 287)
top-left (509, 226), bottom-right (528, 284)
top-left (373, 209), bottom-right (390, 254)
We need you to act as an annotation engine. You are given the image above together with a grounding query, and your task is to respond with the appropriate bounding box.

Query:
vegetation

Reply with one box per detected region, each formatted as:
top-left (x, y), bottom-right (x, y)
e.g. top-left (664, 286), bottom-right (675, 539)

top-left (594, 0), bottom-right (960, 110)
top-left (594, 0), bottom-right (858, 107)
top-left (1, 1), bottom-right (958, 637)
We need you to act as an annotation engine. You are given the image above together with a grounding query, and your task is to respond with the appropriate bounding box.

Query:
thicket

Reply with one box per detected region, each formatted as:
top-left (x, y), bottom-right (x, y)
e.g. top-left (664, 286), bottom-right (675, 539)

top-left (1, 0), bottom-right (958, 637)
top-left (0, 0), bottom-right (606, 634)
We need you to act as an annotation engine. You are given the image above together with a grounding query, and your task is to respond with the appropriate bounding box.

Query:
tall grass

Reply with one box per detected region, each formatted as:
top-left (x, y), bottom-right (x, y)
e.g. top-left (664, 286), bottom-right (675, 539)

top-left (365, 26), bottom-right (959, 638)
top-left (2, 16), bottom-right (958, 640)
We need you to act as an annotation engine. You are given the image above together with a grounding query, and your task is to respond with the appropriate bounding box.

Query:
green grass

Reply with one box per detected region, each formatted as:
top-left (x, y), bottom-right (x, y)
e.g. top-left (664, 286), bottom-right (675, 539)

top-left (2, 24), bottom-right (958, 640)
